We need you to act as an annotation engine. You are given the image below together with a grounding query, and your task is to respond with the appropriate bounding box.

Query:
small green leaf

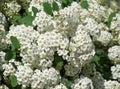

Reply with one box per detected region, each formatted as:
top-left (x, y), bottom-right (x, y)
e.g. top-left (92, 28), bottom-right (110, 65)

top-left (4, 31), bottom-right (9, 35)
top-left (12, 51), bottom-right (16, 59)
top-left (108, 12), bottom-right (116, 23)
top-left (60, 0), bottom-right (67, 5)
top-left (108, 40), bottom-right (118, 47)
top-left (10, 75), bottom-right (18, 87)
top-left (32, 6), bottom-right (38, 16)
top-left (43, 2), bottom-right (53, 16)
top-left (92, 55), bottom-right (100, 64)
top-left (60, 0), bottom-right (73, 8)
top-left (25, 5), bottom-right (32, 16)
top-left (52, 1), bottom-right (59, 11)
top-left (65, 80), bottom-right (71, 89)
top-left (5, 49), bottom-right (14, 61)
top-left (67, 0), bottom-right (73, 4)
top-left (11, 6), bottom-right (34, 26)
top-left (80, 0), bottom-right (89, 9)
top-left (106, 12), bottom-right (116, 27)
top-left (10, 36), bottom-right (20, 50)
top-left (53, 52), bottom-right (64, 70)
top-left (56, 62), bottom-right (63, 70)
top-left (61, 78), bottom-right (71, 89)
top-left (96, 49), bottom-right (105, 56)
top-left (19, 15), bottom-right (34, 26)
top-left (11, 16), bottom-right (21, 25)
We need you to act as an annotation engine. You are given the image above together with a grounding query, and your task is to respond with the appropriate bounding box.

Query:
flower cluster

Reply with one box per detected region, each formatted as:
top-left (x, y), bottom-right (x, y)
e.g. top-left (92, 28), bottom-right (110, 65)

top-left (0, 0), bottom-right (120, 89)
top-left (31, 68), bottom-right (61, 89)
top-left (3, 1), bottom-right (21, 18)
top-left (108, 46), bottom-right (120, 64)
top-left (72, 76), bottom-right (94, 89)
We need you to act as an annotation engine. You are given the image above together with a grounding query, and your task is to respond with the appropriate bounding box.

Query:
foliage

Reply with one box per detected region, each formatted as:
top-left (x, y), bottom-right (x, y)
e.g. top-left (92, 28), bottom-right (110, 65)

top-left (92, 42), bottom-right (113, 80)
top-left (43, 1), bottom-right (59, 16)
top-left (11, 6), bottom-right (38, 26)
top-left (106, 12), bottom-right (116, 28)
top-left (60, 0), bottom-right (73, 8)
top-left (61, 78), bottom-right (72, 89)
top-left (9, 75), bottom-right (18, 87)
top-left (80, 0), bottom-right (89, 9)
top-left (5, 36), bottom-right (20, 61)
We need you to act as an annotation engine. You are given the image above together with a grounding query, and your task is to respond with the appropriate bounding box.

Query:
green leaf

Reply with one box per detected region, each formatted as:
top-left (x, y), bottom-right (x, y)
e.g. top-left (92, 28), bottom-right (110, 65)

top-left (60, 0), bottom-right (73, 8)
top-left (11, 16), bottom-right (21, 25)
top-left (5, 49), bottom-right (14, 61)
top-left (12, 51), bottom-right (16, 59)
top-left (80, 0), bottom-right (89, 9)
top-left (91, 55), bottom-right (100, 64)
top-left (60, 0), bottom-right (67, 5)
top-left (61, 78), bottom-right (71, 89)
top-left (10, 75), bottom-right (18, 87)
top-left (65, 80), bottom-right (71, 89)
top-left (20, 15), bottom-right (34, 26)
top-left (11, 6), bottom-right (34, 26)
top-left (96, 49), bottom-right (105, 56)
top-left (32, 6), bottom-right (38, 16)
top-left (67, 0), bottom-right (73, 4)
top-left (4, 31), bottom-right (9, 35)
top-left (10, 36), bottom-right (20, 50)
top-left (108, 40), bottom-right (118, 47)
top-left (43, 2), bottom-right (53, 16)
top-left (108, 12), bottom-right (116, 23)
top-left (25, 5), bottom-right (32, 16)
top-left (106, 12), bottom-right (116, 27)
top-left (53, 52), bottom-right (63, 70)
top-left (56, 62), bottom-right (63, 70)
top-left (52, 1), bottom-right (59, 11)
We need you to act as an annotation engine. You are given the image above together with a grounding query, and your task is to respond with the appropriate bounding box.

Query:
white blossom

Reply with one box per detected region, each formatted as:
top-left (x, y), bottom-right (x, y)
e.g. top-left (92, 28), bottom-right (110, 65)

top-left (111, 64), bottom-right (120, 81)
top-left (97, 31), bottom-right (113, 46)
top-left (31, 68), bottom-right (61, 89)
top-left (4, 1), bottom-right (21, 17)
top-left (72, 76), bottom-right (94, 89)
top-left (52, 83), bottom-right (68, 89)
top-left (2, 63), bottom-right (16, 76)
top-left (104, 80), bottom-right (120, 89)
top-left (15, 64), bottom-right (33, 88)
top-left (108, 45), bottom-right (120, 64)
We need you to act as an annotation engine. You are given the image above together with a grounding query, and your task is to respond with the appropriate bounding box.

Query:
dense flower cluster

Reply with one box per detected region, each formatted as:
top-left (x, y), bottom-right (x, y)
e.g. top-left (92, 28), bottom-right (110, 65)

top-left (3, 1), bottom-right (21, 18)
top-left (108, 45), bottom-right (120, 64)
top-left (0, 0), bottom-right (120, 89)
top-left (72, 76), bottom-right (94, 89)
top-left (111, 64), bottom-right (120, 81)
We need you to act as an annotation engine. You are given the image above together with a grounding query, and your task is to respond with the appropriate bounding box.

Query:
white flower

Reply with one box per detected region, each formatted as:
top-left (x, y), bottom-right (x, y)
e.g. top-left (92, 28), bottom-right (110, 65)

top-left (104, 80), bottom-right (120, 89)
top-left (111, 64), bottom-right (120, 81)
top-left (108, 45), bottom-right (120, 64)
top-left (4, 1), bottom-right (21, 17)
top-left (110, 13), bottom-right (120, 33)
top-left (15, 64), bottom-right (33, 87)
top-left (91, 72), bottom-right (105, 89)
top-left (0, 12), bottom-right (7, 26)
top-left (33, 11), bottom-right (54, 33)
top-left (72, 76), bottom-right (94, 89)
top-left (52, 83), bottom-right (68, 89)
top-left (6, 25), bottom-right (39, 46)
top-left (2, 63), bottom-right (16, 76)
top-left (87, 0), bottom-right (108, 21)
top-left (97, 31), bottom-right (113, 46)
top-left (31, 68), bottom-right (61, 89)
top-left (0, 85), bottom-right (9, 89)
top-left (64, 62), bottom-right (82, 76)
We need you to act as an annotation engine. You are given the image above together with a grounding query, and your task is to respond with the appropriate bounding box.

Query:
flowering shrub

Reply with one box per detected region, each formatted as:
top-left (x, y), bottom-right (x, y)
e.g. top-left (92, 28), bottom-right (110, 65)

top-left (0, 0), bottom-right (120, 89)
